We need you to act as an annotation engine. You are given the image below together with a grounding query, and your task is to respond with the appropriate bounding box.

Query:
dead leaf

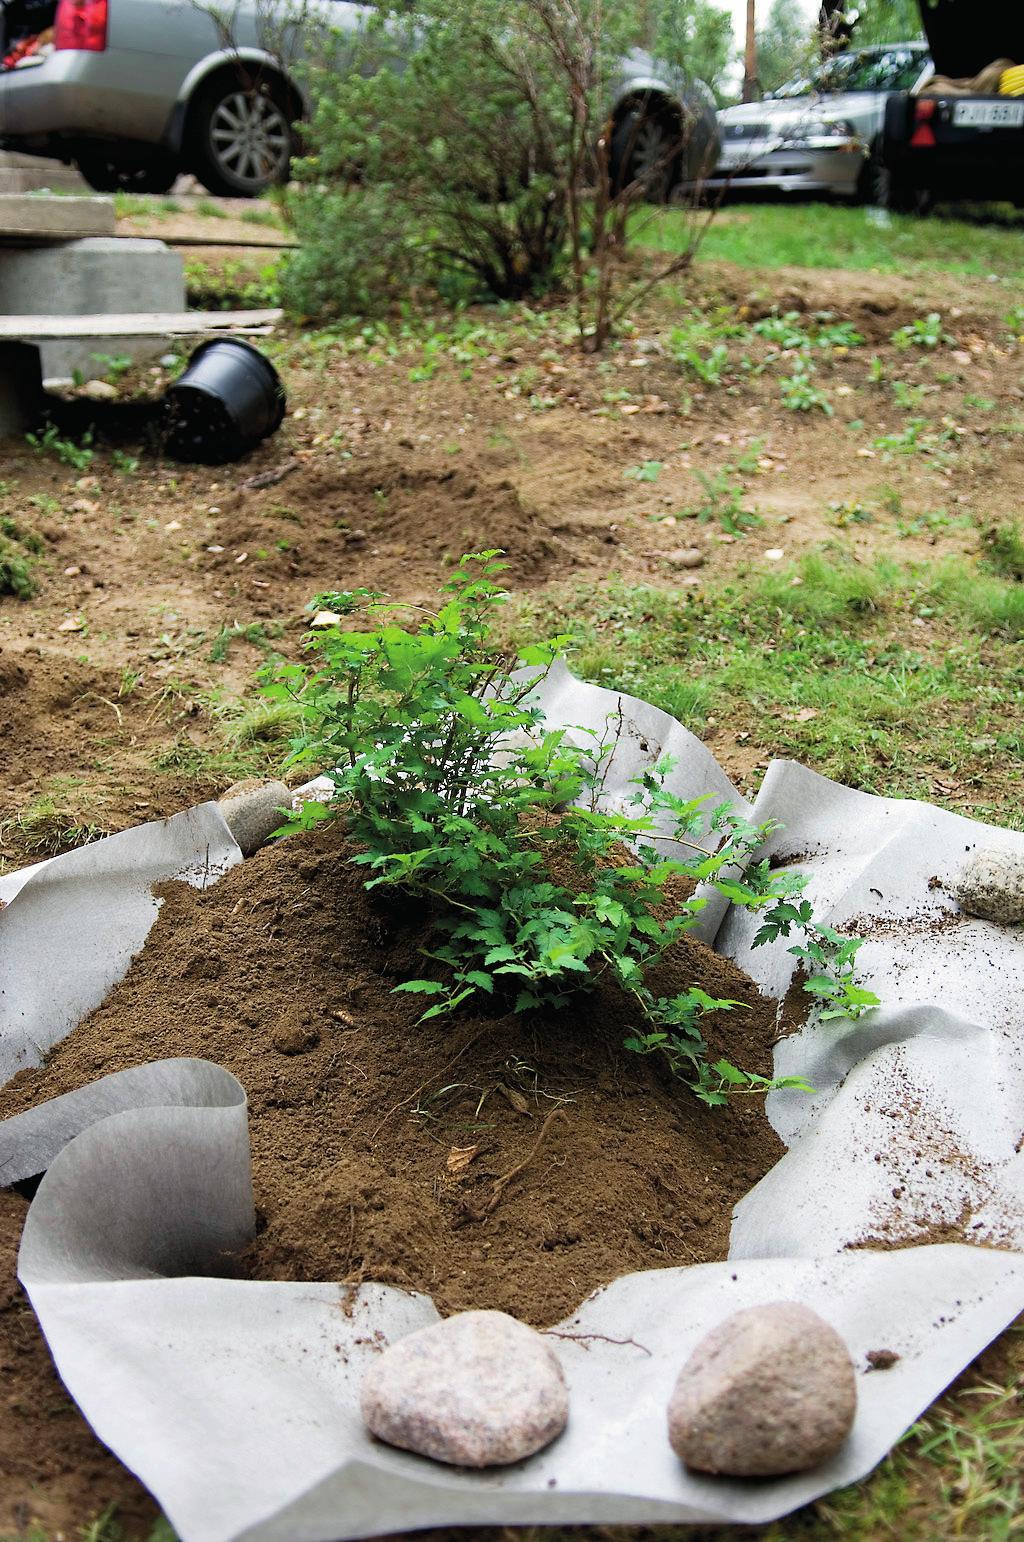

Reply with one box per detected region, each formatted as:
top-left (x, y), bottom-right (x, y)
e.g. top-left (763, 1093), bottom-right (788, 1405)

top-left (496, 1084), bottom-right (531, 1116)
top-left (311, 610), bottom-right (343, 628)
top-left (446, 1144), bottom-right (480, 1174)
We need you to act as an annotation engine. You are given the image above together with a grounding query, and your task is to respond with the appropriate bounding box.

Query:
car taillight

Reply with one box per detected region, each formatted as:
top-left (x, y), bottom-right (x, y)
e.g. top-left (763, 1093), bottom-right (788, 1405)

top-left (54, 0), bottom-right (109, 51)
top-left (911, 98), bottom-right (936, 148)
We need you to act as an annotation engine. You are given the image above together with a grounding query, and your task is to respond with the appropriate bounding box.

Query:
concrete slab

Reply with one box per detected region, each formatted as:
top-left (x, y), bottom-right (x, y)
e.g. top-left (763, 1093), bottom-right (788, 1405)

top-left (0, 167), bottom-right (89, 194)
top-left (0, 235), bottom-right (185, 379)
top-left (0, 193), bottom-right (116, 242)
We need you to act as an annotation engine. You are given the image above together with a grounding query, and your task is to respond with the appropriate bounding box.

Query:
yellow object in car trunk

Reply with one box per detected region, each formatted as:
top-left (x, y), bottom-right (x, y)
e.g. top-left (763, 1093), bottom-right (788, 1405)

top-left (999, 64), bottom-right (1024, 95)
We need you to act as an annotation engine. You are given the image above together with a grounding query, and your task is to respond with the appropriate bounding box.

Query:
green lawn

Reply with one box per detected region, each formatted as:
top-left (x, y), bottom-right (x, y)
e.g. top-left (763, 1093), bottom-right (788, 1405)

top-left (641, 200), bottom-right (1024, 283)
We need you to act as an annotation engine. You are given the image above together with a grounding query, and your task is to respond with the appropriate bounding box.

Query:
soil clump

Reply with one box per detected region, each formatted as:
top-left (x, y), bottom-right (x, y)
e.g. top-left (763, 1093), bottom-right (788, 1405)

top-left (0, 819), bottom-right (784, 1323)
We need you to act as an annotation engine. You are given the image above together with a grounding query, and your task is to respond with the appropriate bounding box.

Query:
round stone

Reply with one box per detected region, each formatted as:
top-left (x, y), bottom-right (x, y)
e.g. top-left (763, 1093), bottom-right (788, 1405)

top-left (955, 848), bottom-right (1024, 925)
top-left (360, 1309), bottom-right (568, 1468)
top-left (667, 1301), bottom-right (857, 1477)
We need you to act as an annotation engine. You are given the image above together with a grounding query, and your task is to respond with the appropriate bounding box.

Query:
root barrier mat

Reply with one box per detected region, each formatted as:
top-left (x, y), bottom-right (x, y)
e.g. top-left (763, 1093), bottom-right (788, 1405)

top-left (0, 670), bottom-right (1022, 1540)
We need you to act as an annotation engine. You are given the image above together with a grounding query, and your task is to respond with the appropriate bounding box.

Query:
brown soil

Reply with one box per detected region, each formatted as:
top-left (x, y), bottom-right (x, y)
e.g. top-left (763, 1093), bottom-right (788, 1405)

top-left (0, 820), bottom-right (783, 1316)
top-left (0, 1190), bottom-right (161, 1537)
top-left (0, 818), bottom-right (784, 1530)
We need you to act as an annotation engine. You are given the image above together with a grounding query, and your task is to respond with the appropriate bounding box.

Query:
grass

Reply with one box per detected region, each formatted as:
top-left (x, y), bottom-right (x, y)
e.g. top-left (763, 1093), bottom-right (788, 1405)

top-left (0, 788), bottom-right (111, 860)
top-left (640, 202), bottom-right (1024, 283)
top-left (519, 549), bottom-right (1024, 821)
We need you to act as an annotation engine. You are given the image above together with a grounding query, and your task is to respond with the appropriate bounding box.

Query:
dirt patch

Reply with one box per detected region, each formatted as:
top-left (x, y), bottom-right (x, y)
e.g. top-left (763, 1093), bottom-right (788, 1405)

top-left (0, 818), bottom-right (786, 1526)
top-left (204, 459), bottom-right (591, 596)
top-left (0, 1189), bottom-right (160, 1536)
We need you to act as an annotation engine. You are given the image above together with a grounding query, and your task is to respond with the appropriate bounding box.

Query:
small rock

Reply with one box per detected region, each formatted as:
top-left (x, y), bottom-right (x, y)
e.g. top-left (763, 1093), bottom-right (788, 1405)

top-left (80, 378), bottom-right (118, 401)
top-left (667, 1302), bottom-right (856, 1477)
top-left (666, 547), bottom-right (705, 569)
top-left (361, 1309), bottom-right (568, 1467)
top-left (865, 1348), bottom-right (900, 1371)
top-left (955, 848), bottom-right (1024, 925)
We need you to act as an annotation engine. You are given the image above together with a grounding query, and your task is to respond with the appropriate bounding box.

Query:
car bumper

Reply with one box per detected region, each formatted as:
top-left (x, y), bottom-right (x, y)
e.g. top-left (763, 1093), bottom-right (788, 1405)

top-left (0, 49), bottom-right (172, 148)
top-left (706, 144), bottom-right (863, 196)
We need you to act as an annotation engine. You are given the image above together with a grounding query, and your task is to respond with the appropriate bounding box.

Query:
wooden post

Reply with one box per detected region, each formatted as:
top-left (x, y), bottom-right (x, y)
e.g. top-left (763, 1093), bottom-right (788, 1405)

top-left (742, 0), bottom-right (758, 102)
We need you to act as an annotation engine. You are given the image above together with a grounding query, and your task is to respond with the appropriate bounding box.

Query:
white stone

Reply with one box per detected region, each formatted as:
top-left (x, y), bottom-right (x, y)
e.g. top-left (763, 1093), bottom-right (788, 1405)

top-left (955, 848), bottom-right (1024, 925)
top-left (361, 1309), bottom-right (568, 1467)
top-left (667, 1302), bottom-right (857, 1477)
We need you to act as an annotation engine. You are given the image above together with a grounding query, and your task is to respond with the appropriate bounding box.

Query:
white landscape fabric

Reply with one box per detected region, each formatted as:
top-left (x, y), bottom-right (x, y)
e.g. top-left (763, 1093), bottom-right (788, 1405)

top-left (0, 671), bottom-right (1022, 1542)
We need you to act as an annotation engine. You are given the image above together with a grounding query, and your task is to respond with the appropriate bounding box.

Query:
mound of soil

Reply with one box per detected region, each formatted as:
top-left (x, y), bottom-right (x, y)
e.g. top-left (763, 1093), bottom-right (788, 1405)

top-left (1, 819), bottom-right (784, 1319)
top-left (0, 818), bottom-right (786, 1530)
top-left (204, 460), bottom-right (588, 598)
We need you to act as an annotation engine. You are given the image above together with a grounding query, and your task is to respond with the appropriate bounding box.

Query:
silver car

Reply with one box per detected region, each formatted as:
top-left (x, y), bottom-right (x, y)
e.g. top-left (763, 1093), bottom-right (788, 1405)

top-left (710, 43), bottom-right (931, 201)
top-left (0, 0), bottom-right (717, 198)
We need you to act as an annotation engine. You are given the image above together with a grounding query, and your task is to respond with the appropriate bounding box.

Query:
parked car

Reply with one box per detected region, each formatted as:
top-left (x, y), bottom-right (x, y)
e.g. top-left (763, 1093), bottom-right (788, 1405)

top-left (0, 0), bottom-right (718, 198)
top-left (881, 0), bottom-right (1024, 210)
top-left (708, 43), bottom-right (931, 202)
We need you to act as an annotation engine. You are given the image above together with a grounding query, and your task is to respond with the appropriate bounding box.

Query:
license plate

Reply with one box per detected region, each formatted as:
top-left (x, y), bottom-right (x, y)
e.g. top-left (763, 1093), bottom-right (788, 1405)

top-left (952, 100), bottom-right (1024, 129)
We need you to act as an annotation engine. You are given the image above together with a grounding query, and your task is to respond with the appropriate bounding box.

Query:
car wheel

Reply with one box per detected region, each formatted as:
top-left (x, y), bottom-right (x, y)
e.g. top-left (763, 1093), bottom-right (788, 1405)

top-left (75, 146), bottom-right (179, 195)
top-left (610, 106), bottom-right (680, 203)
top-left (188, 74), bottom-right (294, 198)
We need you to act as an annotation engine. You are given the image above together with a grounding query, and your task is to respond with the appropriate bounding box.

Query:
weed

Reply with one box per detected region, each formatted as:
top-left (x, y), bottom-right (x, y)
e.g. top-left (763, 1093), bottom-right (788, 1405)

top-left (828, 500), bottom-right (874, 528)
top-left (624, 461), bottom-right (663, 483)
top-left (25, 424), bottom-right (94, 471)
top-left (208, 621), bottom-right (281, 664)
top-left (891, 312), bottom-right (946, 350)
top-left (780, 361), bottom-right (832, 416)
top-left (0, 537), bottom-right (37, 598)
top-left (0, 792), bottom-right (107, 858)
top-left (979, 521), bottom-right (1024, 582)
top-left (266, 554), bottom-right (875, 1103)
top-left (892, 380), bottom-right (928, 412)
top-left (111, 449), bottom-right (140, 475)
top-left (90, 353), bottom-right (134, 381)
top-left (874, 418), bottom-right (958, 461)
top-left (686, 469), bottom-right (761, 535)
top-left (0, 515), bottom-right (43, 598)
top-left (667, 328), bottom-right (729, 385)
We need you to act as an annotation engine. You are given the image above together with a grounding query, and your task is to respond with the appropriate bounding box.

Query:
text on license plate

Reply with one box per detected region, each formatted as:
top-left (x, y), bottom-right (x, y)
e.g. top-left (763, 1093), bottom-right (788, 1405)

top-left (952, 100), bottom-right (1024, 129)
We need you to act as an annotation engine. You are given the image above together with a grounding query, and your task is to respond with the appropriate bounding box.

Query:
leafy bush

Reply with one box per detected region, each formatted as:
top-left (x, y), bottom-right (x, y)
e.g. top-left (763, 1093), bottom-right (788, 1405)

top-left (281, 0), bottom-right (717, 343)
top-left (266, 553), bottom-right (877, 1105)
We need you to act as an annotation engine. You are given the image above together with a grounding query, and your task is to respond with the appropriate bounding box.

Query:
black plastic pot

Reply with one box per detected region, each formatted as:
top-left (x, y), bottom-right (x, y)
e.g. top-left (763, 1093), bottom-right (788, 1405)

top-left (163, 338), bottom-right (286, 465)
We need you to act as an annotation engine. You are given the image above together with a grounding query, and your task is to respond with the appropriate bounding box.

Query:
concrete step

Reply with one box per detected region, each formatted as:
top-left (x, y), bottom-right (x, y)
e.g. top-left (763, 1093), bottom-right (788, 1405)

top-left (0, 151), bottom-right (88, 194)
top-left (0, 193), bottom-right (116, 242)
top-left (0, 167), bottom-right (89, 194)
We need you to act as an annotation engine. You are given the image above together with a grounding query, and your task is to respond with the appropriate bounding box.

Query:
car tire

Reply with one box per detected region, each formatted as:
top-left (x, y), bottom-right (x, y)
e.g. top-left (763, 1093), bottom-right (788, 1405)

top-left (75, 146), bottom-right (179, 195)
top-left (610, 105), bottom-right (681, 203)
top-left (188, 73), bottom-right (295, 198)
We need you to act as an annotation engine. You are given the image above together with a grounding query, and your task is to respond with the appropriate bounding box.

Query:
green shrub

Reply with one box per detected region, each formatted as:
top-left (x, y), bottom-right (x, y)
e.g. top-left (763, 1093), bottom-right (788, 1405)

top-left (265, 553), bottom-right (877, 1105)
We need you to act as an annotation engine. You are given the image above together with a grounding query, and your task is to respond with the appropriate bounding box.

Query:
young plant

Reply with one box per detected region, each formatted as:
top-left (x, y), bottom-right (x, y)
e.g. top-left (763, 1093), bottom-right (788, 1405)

top-left (25, 424), bottom-right (94, 471)
top-left (668, 329), bottom-right (729, 386)
top-left (891, 313), bottom-right (945, 350)
top-left (624, 460), bottom-right (663, 483)
top-left (266, 554), bottom-right (877, 1105)
top-left (780, 360), bottom-right (833, 416)
top-left (690, 469), bottom-right (762, 535)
